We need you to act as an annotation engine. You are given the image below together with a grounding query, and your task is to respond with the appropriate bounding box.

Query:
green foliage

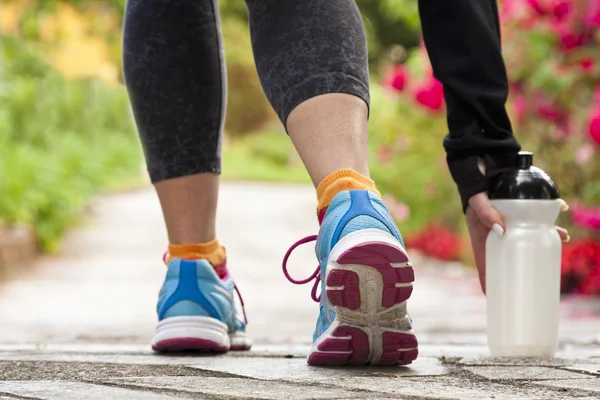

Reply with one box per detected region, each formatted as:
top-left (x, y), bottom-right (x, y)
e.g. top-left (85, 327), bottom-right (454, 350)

top-left (220, 17), bottom-right (277, 136)
top-left (357, 0), bottom-right (421, 64)
top-left (222, 130), bottom-right (310, 184)
top-left (367, 85), bottom-right (462, 234)
top-left (0, 36), bottom-right (142, 252)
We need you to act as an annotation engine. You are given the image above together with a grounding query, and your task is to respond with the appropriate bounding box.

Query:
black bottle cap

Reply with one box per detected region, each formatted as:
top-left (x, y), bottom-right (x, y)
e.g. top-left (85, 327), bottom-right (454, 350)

top-left (489, 151), bottom-right (560, 200)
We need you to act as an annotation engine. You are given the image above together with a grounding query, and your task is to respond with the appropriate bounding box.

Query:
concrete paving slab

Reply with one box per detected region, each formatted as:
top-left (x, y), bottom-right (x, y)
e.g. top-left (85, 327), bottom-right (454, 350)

top-left (336, 376), bottom-right (573, 399)
top-left (532, 378), bottom-right (600, 393)
top-left (187, 356), bottom-right (448, 381)
top-left (463, 366), bottom-right (588, 380)
top-left (105, 377), bottom-right (374, 399)
top-left (0, 381), bottom-right (183, 400)
top-left (561, 364), bottom-right (600, 375)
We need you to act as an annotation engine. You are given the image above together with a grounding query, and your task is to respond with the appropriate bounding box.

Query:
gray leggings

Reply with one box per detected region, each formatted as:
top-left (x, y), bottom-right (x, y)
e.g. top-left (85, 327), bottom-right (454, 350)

top-left (123, 0), bottom-right (369, 183)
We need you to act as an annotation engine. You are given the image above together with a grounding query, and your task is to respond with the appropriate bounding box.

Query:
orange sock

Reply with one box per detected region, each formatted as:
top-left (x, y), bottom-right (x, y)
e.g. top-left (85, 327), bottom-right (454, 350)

top-left (166, 239), bottom-right (226, 267)
top-left (316, 169), bottom-right (380, 222)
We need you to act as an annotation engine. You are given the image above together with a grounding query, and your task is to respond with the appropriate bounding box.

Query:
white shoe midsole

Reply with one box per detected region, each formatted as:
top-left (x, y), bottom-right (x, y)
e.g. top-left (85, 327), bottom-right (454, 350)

top-left (152, 316), bottom-right (230, 347)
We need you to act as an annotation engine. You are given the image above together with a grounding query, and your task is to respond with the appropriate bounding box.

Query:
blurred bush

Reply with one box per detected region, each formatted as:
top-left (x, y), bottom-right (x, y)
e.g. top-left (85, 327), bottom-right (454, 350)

top-left (0, 34), bottom-right (142, 252)
top-left (376, 1), bottom-right (600, 280)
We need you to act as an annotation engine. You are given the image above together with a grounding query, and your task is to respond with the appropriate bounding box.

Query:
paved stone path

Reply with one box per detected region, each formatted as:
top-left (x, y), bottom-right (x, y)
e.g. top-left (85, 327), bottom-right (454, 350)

top-left (1, 183), bottom-right (600, 399)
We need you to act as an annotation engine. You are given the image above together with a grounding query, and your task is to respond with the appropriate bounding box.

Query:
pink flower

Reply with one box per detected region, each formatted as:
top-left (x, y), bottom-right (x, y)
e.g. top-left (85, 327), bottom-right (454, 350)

top-left (574, 144), bottom-right (595, 165)
top-left (571, 203), bottom-right (600, 231)
top-left (535, 104), bottom-right (564, 123)
top-left (580, 58), bottom-right (594, 72)
top-left (585, 0), bottom-right (600, 29)
top-left (526, 0), bottom-right (547, 16)
top-left (394, 135), bottom-right (412, 152)
top-left (594, 87), bottom-right (600, 104)
top-left (587, 106), bottom-right (600, 147)
top-left (414, 78), bottom-right (444, 112)
top-left (553, 119), bottom-right (572, 139)
top-left (383, 65), bottom-right (408, 92)
top-left (527, 0), bottom-right (572, 20)
top-left (532, 91), bottom-right (565, 124)
top-left (377, 144), bottom-right (393, 164)
top-left (513, 94), bottom-right (528, 123)
top-left (500, 0), bottom-right (518, 19)
top-left (382, 194), bottom-right (410, 222)
top-left (552, 21), bottom-right (592, 51)
top-left (552, 0), bottom-right (571, 21)
top-left (557, 29), bottom-right (583, 50)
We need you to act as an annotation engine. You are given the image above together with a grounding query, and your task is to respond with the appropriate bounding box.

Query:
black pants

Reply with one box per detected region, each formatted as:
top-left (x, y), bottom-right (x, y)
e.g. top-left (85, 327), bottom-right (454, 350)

top-left (123, 0), bottom-right (520, 208)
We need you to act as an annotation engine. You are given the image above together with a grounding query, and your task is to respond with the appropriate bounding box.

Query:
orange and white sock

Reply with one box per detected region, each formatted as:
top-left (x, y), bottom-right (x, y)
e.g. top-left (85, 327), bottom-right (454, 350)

top-left (316, 169), bottom-right (379, 223)
top-left (165, 239), bottom-right (226, 268)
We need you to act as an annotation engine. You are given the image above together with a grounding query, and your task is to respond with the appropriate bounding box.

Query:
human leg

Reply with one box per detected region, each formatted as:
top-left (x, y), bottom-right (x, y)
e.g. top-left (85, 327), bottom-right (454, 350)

top-left (122, 0), bottom-right (250, 352)
top-left (245, 0), bottom-right (418, 365)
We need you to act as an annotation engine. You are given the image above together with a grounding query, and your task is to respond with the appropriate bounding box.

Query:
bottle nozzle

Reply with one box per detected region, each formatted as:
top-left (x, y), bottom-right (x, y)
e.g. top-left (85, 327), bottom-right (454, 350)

top-left (517, 151), bottom-right (533, 170)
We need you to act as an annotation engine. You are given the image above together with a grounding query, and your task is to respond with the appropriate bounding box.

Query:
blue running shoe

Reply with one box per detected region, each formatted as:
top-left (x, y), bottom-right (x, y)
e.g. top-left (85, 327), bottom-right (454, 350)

top-left (284, 190), bottom-right (418, 365)
top-left (152, 257), bottom-right (251, 352)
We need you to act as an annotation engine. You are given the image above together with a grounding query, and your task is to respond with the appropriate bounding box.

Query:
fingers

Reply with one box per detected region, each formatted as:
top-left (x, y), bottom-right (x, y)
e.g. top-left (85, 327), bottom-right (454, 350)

top-left (558, 199), bottom-right (570, 212)
top-left (466, 207), bottom-right (488, 295)
top-left (468, 192), bottom-right (506, 236)
top-left (556, 226), bottom-right (570, 243)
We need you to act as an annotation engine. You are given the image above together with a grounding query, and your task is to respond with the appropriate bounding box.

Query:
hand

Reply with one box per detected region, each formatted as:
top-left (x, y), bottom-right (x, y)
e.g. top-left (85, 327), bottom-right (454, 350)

top-left (466, 192), bottom-right (570, 294)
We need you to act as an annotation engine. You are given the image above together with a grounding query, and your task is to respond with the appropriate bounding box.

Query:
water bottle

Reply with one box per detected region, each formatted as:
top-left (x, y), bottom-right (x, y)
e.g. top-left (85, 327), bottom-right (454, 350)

top-left (486, 151), bottom-right (562, 357)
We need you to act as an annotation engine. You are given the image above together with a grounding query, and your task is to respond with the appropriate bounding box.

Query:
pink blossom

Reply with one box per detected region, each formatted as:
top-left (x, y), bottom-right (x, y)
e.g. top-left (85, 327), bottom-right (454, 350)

top-left (594, 87), bottom-right (600, 104)
top-left (500, 0), bottom-right (518, 19)
top-left (526, 0), bottom-right (547, 16)
top-left (383, 65), bottom-right (408, 92)
top-left (527, 0), bottom-right (572, 20)
top-left (394, 135), bottom-right (412, 152)
top-left (535, 104), bottom-right (564, 123)
top-left (552, 20), bottom-right (593, 51)
top-left (580, 58), bottom-right (594, 71)
top-left (383, 194), bottom-right (410, 222)
top-left (377, 144), bottom-right (393, 164)
top-left (557, 28), bottom-right (584, 50)
top-left (513, 94), bottom-right (528, 123)
top-left (532, 91), bottom-right (565, 123)
top-left (414, 78), bottom-right (444, 112)
top-left (587, 106), bottom-right (600, 147)
top-left (585, 0), bottom-right (600, 29)
top-left (552, 0), bottom-right (571, 21)
top-left (553, 119), bottom-right (572, 139)
top-left (574, 144), bottom-right (595, 165)
top-left (571, 203), bottom-right (600, 231)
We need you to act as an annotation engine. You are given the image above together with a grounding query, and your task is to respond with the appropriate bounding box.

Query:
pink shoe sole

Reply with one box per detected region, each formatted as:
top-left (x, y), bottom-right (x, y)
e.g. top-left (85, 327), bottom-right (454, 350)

top-left (308, 241), bottom-right (418, 366)
top-left (152, 338), bottom-right (229, 353)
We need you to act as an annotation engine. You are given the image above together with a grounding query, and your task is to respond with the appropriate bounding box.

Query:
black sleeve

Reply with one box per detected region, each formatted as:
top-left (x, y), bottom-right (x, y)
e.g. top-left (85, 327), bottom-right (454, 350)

top-left (418, 0), bottom-right (522, 212)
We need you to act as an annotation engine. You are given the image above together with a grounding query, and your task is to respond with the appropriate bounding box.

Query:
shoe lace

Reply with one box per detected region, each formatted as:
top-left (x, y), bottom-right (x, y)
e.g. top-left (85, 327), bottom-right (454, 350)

top-left (162, 251), bottom-right (248, 325)
top-left (233, 283), bottom-right (248, 325)
top-left (282, 235), bottom-right (321, 303)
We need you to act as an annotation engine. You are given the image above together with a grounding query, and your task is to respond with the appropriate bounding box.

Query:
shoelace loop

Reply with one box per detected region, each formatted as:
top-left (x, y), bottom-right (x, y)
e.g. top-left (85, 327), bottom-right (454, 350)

top-left (282, 235), bottom-right (321, 303)
top-left (233, 283), bottom-right (248, 325)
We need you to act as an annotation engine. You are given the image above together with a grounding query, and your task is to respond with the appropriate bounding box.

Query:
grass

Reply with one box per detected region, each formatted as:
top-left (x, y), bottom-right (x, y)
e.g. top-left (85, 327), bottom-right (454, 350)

top-left (222, 129), bottom-right (311, 184)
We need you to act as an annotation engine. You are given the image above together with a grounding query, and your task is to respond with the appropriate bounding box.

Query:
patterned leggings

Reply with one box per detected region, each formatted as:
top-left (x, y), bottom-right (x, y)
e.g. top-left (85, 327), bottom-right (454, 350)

top-left (123, 0), bottom-right (519, 202)
top-left (122, 0), bottom-right (369, 183)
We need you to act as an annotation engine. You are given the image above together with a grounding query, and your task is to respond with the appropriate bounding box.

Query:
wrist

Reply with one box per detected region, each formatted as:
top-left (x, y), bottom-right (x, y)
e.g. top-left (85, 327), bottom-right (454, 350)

top-left (446, 152), bottom-right (518, 213)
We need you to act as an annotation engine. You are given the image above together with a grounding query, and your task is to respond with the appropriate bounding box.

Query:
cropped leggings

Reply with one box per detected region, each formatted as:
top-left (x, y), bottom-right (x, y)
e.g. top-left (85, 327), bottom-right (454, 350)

top-left (123, 0), bottom-right (518, 188)
top-left (123, 0), bottom-right (369, 183)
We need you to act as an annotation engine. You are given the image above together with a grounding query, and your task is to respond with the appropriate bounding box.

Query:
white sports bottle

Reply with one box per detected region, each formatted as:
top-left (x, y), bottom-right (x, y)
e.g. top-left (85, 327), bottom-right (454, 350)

top-left (486, 151), bottom-right (562, 358)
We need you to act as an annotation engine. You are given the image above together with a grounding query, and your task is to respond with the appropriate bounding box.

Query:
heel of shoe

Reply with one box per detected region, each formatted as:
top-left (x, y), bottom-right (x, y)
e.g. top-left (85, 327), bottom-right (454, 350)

top-left (326, 229), bottom-right (414, 311)
top-left (152, 316), bottom-right (230, 352)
